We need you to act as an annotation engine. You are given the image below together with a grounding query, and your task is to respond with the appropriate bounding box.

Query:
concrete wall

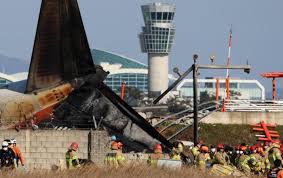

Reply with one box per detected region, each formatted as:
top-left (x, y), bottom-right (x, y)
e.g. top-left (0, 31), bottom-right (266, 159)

top-left (202, 112), bottom-right (283, 125)
top-left (0, 130), bottom-right (109, 169)
top-left (148, 53), bottom-right (168, 94)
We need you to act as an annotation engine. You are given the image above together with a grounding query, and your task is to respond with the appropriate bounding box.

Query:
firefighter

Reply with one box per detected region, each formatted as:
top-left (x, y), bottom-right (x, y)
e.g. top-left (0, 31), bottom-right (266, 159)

top-left (197, 145), bottom-right (211, 171)
top-left (214, 143), bottom-right (229, 165)
top-left (268, 141), bottom-right (282, 169)
top-left (230, 145), bottom-right (240, 166)
top-left (147, 144), bottom-right (164, 166)
top-left (249, 145), bottom-right (264, 174)
top-left (3, 139), bottom-right (13, 149)
top-left (170, 141), bottom-right (184, 160)
top-left (0, 141), bottom-right (16, 171)
top-left (210, 145), bottom-right (216, 160)
top-left (238, 145), bottom-right (251, 176)
top-left (105, 139), bottom-right (126, 167)
top-left (116, 142), bottom-right (126, 166)
top-left (10, 139), bottom-right (25, 169)
top-left (224, 145), bottom-right (233, 164)
top-left (191, 140), bottom-right (203, 160)
top-left (66, 142), bottom-right (80, 169)
top-left (105, 136), bottom-right (119, 167)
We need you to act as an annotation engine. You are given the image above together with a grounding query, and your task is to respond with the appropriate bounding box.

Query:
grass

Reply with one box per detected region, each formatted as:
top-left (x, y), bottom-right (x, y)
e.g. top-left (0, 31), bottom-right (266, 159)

top-left (171, 123), bottom-right (283, 146)
top-left (0, 165), bottom-right (258, 178)
top-left (1, 124), bottom-right (279, 178)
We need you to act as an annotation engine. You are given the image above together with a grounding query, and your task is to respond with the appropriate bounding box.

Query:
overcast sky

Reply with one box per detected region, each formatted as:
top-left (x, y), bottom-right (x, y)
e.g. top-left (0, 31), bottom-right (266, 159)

top-left (0, 1), bottom-right (282, 92)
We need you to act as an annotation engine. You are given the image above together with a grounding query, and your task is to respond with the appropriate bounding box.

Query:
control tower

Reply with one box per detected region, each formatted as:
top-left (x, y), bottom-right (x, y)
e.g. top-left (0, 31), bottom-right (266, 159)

top-left (139, 2), bottom-right (176, 97)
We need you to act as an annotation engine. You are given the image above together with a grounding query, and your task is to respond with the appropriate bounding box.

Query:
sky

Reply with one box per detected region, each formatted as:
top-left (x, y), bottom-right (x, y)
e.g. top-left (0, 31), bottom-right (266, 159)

top-left (0, 1), bottom-right (283, 93)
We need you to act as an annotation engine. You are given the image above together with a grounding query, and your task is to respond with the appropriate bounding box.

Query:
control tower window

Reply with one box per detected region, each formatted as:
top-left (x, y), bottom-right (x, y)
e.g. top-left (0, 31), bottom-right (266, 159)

top-left (162, 12), bottom-right (168, 20)
top-left (168, 12), bottom-right (175, 20)
top-left (151, 12), bottom-right (156, 20)
top-left (144, 12), bottom-right (150, 21)
top-left (168, 13), bottom-right (172, 20)
top-left (156, 12), bottom-right (162, 20)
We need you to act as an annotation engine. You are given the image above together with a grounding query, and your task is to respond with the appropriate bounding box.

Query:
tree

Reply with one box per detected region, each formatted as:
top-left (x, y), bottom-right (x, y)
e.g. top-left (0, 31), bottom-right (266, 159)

top-left (167, 96), bottom-right (192, 113)
top-left (200, 91), bottom-right (216, 104)
top-left (230, 90), bottom-right (241, 99)
top-left (117, 86), bottom-right (143, 106)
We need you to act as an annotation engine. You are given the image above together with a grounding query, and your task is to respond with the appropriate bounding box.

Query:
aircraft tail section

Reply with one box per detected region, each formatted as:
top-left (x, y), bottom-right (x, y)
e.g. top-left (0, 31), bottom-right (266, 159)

top-left (26, 0), bottom-right (95, 93)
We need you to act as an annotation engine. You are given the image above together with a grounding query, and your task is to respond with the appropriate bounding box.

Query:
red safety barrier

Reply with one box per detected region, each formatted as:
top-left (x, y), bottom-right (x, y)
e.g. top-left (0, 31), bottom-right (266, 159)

top-left (252, 121), bottom-right (280, 142)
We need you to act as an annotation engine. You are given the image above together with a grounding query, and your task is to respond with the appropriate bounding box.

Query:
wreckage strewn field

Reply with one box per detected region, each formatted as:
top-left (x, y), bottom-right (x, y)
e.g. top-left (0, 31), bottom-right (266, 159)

top-left (0, 166), bottom-right (261, 178)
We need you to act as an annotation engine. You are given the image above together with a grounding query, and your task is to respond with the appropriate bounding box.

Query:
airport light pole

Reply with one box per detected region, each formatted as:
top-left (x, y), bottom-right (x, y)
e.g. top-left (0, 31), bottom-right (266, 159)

top-left (192, 55), bottom-right (199, 146)
top-left (153, 55), bottom-right (251, 146)
top-left (192, 63), bottom-right (250, 145)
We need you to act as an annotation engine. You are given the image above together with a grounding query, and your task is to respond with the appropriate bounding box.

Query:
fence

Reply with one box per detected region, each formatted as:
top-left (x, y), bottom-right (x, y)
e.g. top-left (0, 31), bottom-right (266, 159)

top-left (224, 100), bottom-right (283, 112)
top-left (0, 129), bottom-right (109, 169)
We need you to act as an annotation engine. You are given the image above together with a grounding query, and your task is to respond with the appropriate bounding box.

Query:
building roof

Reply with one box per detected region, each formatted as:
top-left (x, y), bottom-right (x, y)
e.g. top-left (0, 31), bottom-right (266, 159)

top-left (92, 49), bottom-right (147, 69)
top-left (10, 72), bottom-right (28, 81)
top-left (0, 72), bottom-right (18, 82)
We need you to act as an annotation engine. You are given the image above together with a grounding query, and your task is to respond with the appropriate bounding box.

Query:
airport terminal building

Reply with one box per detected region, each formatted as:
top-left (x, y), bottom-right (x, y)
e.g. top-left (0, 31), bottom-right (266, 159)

top-left (0, 73), bottom-right (19, 86)
top-left (92, 49), bottom-right (265, 100)
top-left (0, 49), bottom-right (265, 100)
top-left (92, 49), bottom-right (149, 94)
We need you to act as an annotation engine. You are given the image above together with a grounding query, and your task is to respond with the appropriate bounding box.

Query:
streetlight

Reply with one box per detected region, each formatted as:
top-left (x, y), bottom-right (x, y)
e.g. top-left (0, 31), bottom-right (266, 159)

top-left (192, 55), bottom-right (198, 146)
top-left (193, 54), bottom-right (198, 64)
top-left (209, 54), bottom-right (216, 64)
top-left (173, 67), bottom-right (182, 77)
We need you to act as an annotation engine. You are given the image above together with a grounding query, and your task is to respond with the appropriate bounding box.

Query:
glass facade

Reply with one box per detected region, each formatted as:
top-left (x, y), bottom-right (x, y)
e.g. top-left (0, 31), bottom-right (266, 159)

top-left (140, 26), bottom-right (175, 53)
top-left (104, 71), bottom-right (263, 100)
top-left (0, 77), bottom-right (12, 87)
top-left (143, 11), bottom-right (175, 23)
top-left (178, 80), bottom-right (264, 100)
top-left (140, 3), bottom-right (176, 54)
top-left (105, 73), bottom-right (148, 94)
top-left (91, 48), bottom-right (264, 100)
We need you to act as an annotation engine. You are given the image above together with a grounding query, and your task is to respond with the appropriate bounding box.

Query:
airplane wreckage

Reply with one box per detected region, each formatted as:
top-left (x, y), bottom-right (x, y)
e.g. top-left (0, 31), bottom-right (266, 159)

top-left (0, 0), bottom-right (174, 152)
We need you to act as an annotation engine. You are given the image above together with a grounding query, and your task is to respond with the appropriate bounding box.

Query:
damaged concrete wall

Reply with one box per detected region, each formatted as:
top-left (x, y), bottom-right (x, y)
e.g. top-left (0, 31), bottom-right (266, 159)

top-left (0, 130), bottom-right (109, 169)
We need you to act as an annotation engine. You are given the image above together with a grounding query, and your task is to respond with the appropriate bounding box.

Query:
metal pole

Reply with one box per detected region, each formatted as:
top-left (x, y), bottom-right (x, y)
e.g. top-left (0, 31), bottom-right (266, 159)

top-left (88, 129), bottom-right (93, 160)
top-left (93, 116), bottom-right (97, 129)
top-left (153, 65), bottom-right (194, 104)
top-left (216, 78), bottom-right (220, 108)
top-left (121, 80), bottom-right (125, 100)
top-left (193, 64), bottom-right (198, 146)
top-left (226, 77), bottom-right (230, 100)
top-left (272, 77), bottom-right (276, 101)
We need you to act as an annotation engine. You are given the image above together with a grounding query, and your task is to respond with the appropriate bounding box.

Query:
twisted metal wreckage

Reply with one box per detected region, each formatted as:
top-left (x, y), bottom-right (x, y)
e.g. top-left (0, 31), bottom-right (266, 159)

top-left (0, 0), bottom-right (174, 152)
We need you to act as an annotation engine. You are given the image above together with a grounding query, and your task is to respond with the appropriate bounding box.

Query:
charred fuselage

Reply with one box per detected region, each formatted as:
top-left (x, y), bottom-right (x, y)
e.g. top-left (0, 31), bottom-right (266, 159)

top-left (0, 0), bottom-right (174, 152)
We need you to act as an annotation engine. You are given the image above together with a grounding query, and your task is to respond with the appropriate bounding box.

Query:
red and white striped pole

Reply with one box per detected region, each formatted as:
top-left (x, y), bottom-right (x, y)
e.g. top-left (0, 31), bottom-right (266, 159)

top-left (226, 25), bottom-right (232, 78)
top-left (225, 25), bottom-right (232, 101)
